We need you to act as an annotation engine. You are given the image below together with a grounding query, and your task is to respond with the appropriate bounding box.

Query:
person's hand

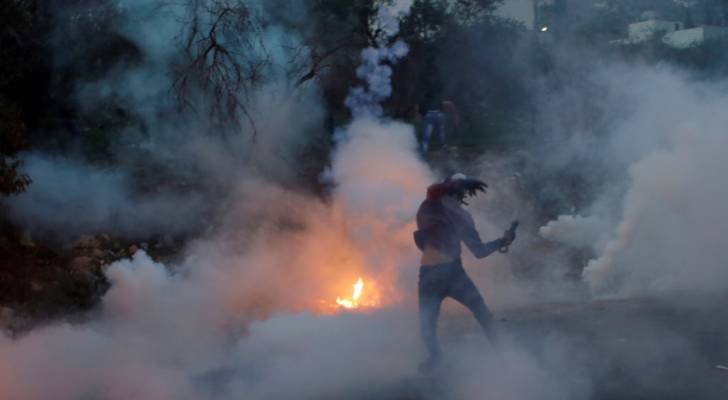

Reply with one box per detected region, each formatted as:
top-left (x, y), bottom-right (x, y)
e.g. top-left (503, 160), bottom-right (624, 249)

top-left (498, 221), bottom-right (518, 254)
top-left (502, 221), bottom-right (519, 245)
top-left (503, 229), bottom-right (515, 245)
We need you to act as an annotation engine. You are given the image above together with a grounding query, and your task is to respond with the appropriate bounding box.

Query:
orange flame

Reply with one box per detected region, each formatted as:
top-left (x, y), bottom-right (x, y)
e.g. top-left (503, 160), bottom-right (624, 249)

top-left (336, 277), bottom-right (365, 309)
top-left (333, 276), bottom-right (383, 311)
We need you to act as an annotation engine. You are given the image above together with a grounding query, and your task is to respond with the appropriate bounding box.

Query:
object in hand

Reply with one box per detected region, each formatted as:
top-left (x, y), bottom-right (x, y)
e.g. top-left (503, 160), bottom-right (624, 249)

top-left (498, 221), bottom-right (519, 253)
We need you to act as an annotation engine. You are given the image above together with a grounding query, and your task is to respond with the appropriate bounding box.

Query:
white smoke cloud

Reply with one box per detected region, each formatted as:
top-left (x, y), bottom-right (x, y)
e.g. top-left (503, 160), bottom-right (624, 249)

top-left (0, 247), bottom-right (585, 399)
top-left (1, 100), bottom-right (431, 399)
top-left (0, 2), bottom-right (604, 399)
top-left (540, 66), bottom-right (728, 297)
top-left (540, 214), bottom-right (611, 252)
top-left (376, 0), bottom-right (414, 38)
top-left (345, 0), bottom-right (413, 118)
top-left (330, 117), bottom-right (431, 220)
top-left (2, 153), bottom-right (208, 238)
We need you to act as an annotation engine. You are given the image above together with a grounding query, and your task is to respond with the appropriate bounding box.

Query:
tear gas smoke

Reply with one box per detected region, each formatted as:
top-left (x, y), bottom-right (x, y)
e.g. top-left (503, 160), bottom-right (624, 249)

top-left (345, 40), bottom-right (410, 118)
top-left (7, 1), bottom-right (727, 399)
top-left (540, 215), bottom-right (611, 253)
top-left (375, 0), bottom-right (414, 38)
top-left (540, 66), bottom-right (728, 297)
top-left (4, 0), bottom-right (325, 239)
top-left (345, 0), bottom-right (413, 118)
top-left (2, 2), bottom-right (431, 398)
top-left (0, 1), bottom-right (587, 398)
top-left (2, 153), bottom-right (207, 238)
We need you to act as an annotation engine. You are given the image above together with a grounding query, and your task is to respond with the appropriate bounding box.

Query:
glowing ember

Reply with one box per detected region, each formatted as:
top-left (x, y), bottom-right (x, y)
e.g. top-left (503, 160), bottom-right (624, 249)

top-left (336, 277), bottom-right (365, 309)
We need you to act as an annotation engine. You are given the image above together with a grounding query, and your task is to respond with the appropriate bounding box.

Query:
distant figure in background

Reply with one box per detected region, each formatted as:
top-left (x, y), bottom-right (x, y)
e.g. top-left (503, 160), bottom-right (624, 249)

top-left (413, 173), bottom-right (517, 372)
top-left (418, 95), bottom-right (459, 155)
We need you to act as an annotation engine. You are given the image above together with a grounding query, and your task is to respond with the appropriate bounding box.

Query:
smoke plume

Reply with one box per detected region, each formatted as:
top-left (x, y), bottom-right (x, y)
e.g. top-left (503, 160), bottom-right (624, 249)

top-left (9, 1), bottom-right (728, 399)
top-left (540, 65), bottom-right (728, 297)
top-left (345, 0), bottom-right (413, 118)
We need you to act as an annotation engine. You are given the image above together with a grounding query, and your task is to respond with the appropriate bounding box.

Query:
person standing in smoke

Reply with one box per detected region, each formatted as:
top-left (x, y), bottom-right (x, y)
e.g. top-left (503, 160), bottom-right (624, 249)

top-left (413, 173), bottom-right (517, 372)
top-left (417, 93), bottom-right (459, 155)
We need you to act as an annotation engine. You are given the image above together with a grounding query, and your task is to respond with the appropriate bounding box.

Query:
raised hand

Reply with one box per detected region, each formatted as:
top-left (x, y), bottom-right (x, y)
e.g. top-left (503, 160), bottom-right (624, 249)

top-left (452, 178), bottom-right (487, 198)
top-left (499, 221), bottom-right (519, 253)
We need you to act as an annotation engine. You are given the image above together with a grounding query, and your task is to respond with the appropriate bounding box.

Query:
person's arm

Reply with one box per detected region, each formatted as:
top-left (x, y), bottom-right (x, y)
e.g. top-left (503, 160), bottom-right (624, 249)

top-left (461, 214), bottom-right (508, 259)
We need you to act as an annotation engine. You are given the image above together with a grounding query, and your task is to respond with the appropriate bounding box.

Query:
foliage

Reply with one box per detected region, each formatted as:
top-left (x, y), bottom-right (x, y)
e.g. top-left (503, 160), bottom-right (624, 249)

top-left (0, 0), bottom-right (36, 195)
top-left (392, 1), bottom-right (530, 149)
top-left (0, 104), bottom-right (31, 195)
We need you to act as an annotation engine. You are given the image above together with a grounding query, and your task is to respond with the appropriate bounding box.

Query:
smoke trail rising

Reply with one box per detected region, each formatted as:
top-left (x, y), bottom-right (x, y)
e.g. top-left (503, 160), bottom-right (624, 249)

top-left (2, 3), bottom-right (672, 399)
top-left (345, 0), bottom-right (414, 118)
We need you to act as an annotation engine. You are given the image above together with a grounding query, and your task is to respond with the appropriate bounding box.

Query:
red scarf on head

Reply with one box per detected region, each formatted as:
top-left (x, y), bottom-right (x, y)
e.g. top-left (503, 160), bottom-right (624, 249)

top-left (426, 182), bottom-right (454, 200)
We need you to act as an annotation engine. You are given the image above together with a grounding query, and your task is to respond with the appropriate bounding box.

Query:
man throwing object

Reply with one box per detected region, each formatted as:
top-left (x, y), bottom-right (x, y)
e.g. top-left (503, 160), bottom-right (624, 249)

top-left (413, 173), bottom-right (517, 372)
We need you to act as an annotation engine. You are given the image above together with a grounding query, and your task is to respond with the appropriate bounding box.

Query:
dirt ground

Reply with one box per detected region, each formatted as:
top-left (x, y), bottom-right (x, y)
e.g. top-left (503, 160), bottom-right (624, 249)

top-left (2, 223), bottom-right (727, 399)
top-left (507, 297), bottom-right (728, 399)
top-left (396, 296), bottom-right (728, 400)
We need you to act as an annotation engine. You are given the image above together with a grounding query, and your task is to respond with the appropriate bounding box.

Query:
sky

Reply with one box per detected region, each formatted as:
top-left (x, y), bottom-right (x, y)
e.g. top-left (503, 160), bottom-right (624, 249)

top-left (496, 0), bottom-right (536, 29)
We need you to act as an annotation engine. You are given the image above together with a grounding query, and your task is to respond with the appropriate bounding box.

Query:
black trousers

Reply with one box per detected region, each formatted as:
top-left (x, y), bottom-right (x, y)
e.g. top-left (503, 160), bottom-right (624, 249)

top-left (418, 260), bottom-right (496, 359)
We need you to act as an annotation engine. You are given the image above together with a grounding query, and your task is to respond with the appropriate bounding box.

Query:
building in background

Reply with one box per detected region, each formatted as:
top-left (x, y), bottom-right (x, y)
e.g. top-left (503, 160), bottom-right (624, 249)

top-left (622, 3), bottom-right (728, 48)
top-left (628, 17), bottom-right (684, 43)
top-left (497, 0), bottom-right (728, 47)
top-left (663, 25), bottom-right (728, 47)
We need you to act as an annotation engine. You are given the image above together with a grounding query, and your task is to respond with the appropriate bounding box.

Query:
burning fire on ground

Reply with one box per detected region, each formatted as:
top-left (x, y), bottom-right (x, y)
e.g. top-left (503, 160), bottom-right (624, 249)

top-left (331, 277), bottom-right (379, 311)
top-left (230, 186), bottom-right (420, 316)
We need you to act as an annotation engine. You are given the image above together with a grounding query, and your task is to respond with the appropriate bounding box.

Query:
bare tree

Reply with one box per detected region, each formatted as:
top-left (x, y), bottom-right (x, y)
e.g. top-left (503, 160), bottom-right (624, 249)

top-left (174, 0), bottom-right (271, 138)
